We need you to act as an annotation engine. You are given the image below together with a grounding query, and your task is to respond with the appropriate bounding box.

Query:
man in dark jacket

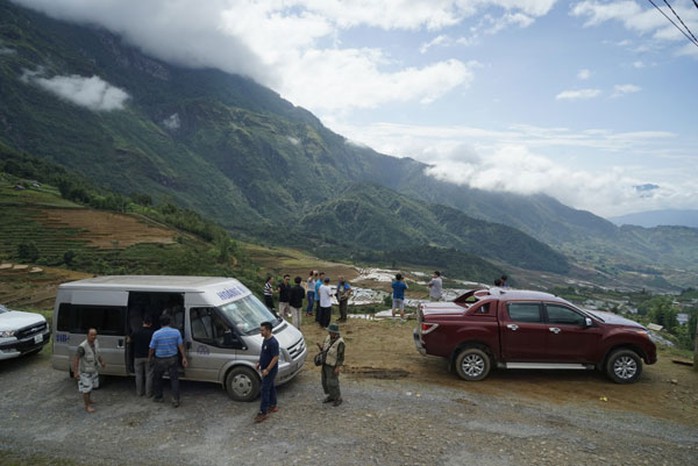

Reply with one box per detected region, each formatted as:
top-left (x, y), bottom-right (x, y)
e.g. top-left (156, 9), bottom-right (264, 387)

top-left (131, 316), bottom-right (155, 397)
top-left (289, 276), bottom-right (305, 329)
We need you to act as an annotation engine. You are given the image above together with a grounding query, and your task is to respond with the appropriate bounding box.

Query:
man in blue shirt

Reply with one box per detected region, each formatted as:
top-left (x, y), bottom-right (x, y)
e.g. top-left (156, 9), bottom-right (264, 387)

top-left (149, 314), bottom-right (188, 407)
top-left (255, 321), bottom-right (279, 423)
top-left (391, 273), bottom-right (408, 319)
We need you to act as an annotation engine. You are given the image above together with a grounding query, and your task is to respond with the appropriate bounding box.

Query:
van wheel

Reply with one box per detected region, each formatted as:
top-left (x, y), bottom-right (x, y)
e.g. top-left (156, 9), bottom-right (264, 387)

top-left (225, 366), bottom-right (260, 402)
top-left (454, 347), bottom-right (491, 381)
top-left (605, 349), bottom-right (642, 384)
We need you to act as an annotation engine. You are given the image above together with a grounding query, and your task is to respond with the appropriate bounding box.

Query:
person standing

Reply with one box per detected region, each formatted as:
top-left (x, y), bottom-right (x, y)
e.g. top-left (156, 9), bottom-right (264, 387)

top-left (131, 316), bottom-right (155, 397)
top-left (263, 275), bottom-right (275, 311)
top-left (305, 270), bottom-right (317, 316)
top-left (72, 328), bottom-right (106, 413)
top-left (314, 272), bottom-right (325, 323)
top-left (289, 276), bottom-right (305, 329)
top-left (255, 321), bottom-right (279, 423)
top-left (278, 274), bottom-right (292, 319)
top-left (318, 276), bottom-right (334, 328)
top-left (428, 271), bottom-right (443, 302)
top-left (149, 314), bottom-right (188, 408)
top-left (336, 276), bottom-right (352, 322)
top-left (317, 323), bottom-right (345, 406)
top-left (391, 273), bottom-right (408, 319)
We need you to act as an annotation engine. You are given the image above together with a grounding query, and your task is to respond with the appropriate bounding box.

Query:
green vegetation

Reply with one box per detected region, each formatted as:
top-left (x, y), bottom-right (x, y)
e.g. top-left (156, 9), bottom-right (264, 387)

top-left (1, 0), bottom-right (697, 291)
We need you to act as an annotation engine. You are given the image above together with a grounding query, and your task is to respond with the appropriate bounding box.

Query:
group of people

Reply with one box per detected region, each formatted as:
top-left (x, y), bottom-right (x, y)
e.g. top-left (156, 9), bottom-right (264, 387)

top-left (72, 314), bottom-right (188, 413)
top-left (391, 270), bottom-right (443, 318)
top-left (264, 271), bottom-right (353, 329)
top-left (74, 270), bottom-right (501, 421)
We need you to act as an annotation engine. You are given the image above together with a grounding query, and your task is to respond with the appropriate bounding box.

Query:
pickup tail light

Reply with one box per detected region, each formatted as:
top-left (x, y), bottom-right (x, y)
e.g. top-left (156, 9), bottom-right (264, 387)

top-left (421, 322), bottom-right (439, 335)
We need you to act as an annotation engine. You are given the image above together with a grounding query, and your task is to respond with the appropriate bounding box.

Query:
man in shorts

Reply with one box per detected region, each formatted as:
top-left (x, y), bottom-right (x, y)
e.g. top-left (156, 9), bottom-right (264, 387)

top-left (391, 273), bottom-right (408, 319)
top-left (72, 328), bottom-right (106, 413)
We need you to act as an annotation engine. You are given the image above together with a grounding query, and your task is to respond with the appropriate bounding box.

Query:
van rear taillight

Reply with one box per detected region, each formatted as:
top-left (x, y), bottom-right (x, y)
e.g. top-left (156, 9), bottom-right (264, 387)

top-left (421, 322), bottom-right (439, 335)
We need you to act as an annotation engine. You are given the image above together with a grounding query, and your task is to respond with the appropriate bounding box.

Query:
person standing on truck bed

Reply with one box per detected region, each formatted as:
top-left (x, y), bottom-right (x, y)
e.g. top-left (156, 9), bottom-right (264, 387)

top-left (255, 321), bottom-right (279, 423)
top-left (149, 314), bottom-right (188, 408)
top-left (72, 328), bottom-right (106, 413)
top-left (131, 316), bottom-right (155, 397)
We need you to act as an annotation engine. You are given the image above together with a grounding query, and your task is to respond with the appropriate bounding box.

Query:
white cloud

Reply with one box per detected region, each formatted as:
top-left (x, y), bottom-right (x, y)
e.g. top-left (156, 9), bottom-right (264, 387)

top-left (22, 71), bottom-right (129, 111)
top-left (11, 0), bottom-right (560, 114)
top-left (577, 68), bottom-right (591, 80)
top-left (162, 113), bottom-right (180, 130)
top-left (571, 0), bottom-right (698, 52)
top-left (555, 88), bottom-right (602, 100)
top-left (329, 120), bottom-right (692, 217)
top-left (611, 83), bottom-right (641, 97)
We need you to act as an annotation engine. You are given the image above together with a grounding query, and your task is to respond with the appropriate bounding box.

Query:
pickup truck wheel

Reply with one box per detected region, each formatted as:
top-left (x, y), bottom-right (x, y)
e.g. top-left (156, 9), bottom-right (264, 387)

top-left (455, 348), bottom-right (491, 381)
top-left (225, 366), bottom-right (260, 402)
top-left (605, 349), bottom-right (642, 384)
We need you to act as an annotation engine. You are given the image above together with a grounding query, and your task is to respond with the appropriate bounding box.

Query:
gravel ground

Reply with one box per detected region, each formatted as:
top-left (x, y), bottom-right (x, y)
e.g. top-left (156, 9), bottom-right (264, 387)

top-left (2, 350), bottom-right (697, 466)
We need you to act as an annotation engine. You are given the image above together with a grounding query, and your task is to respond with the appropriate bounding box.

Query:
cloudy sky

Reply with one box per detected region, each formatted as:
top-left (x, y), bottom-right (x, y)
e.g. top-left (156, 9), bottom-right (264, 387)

top-left (13, 0), bottom-right (698, 218)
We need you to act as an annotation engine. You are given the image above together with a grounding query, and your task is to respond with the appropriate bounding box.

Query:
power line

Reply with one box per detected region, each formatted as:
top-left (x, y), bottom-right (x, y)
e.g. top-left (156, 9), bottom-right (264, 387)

top-left (663, 0), bottom-right (698, 45)
top-left (647, 0), bottom-right (698, 48)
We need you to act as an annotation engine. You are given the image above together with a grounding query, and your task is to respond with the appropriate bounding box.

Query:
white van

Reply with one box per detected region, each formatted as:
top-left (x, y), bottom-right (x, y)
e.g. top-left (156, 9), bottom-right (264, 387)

top-left (51, 275), bottom-right (307, 401)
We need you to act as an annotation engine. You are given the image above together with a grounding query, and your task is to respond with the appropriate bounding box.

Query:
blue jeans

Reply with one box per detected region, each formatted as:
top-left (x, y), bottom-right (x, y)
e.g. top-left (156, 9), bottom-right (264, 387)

top-left (259, 368), bottom-right (277, 414)
top-left (306, 291), bottom-right (315, 314)
top-left (153, 356), bottom-right (180, 402)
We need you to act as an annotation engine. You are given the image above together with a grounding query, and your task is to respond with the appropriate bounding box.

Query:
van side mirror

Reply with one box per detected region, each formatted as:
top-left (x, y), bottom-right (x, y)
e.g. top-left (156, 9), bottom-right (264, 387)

top-left (223, 330), bottom-right (246, 350)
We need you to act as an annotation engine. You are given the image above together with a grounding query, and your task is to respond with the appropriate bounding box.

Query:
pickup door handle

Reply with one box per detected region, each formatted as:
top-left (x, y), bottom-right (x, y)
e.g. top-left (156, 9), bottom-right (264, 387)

top-left (506, 324), bottom-right (519, 331)
top-left (549, 327), bottom-right (561, 334)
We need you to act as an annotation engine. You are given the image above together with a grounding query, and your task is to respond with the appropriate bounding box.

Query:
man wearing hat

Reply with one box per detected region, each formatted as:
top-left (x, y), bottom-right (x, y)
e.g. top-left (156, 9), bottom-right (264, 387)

top-left (316, 323), bottom-right (345, 406)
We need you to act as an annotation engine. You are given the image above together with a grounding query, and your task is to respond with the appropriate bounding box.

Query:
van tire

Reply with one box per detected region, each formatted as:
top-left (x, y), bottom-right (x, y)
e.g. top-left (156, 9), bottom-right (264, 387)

top-left (225, 366), bottom-right (260, 402)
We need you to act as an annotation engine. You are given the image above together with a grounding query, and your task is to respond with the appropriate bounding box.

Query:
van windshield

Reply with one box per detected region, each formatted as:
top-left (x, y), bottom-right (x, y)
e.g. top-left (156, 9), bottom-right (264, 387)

top-left (218, 295), bottom-right (280, 335)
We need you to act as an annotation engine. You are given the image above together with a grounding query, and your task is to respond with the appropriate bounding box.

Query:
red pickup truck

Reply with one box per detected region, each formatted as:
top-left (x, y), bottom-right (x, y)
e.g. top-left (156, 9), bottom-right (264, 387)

top-left (414, 288), bottom-right (657, 384)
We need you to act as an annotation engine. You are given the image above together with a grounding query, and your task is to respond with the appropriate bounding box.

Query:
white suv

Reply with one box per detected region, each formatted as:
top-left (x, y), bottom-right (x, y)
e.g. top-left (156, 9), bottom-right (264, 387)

top-left (0, 304), bottom-right (51, 360)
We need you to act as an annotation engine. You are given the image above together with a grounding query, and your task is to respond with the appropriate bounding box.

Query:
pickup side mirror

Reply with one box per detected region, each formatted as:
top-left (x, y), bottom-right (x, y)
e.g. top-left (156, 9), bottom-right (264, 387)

top-left (584, 317), bottom-right (593, 327)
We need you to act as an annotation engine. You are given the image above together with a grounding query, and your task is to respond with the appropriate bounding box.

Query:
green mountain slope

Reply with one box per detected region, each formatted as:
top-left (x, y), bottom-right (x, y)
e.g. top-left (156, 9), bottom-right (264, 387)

top-left (1, 0), bottom-right (696, 289)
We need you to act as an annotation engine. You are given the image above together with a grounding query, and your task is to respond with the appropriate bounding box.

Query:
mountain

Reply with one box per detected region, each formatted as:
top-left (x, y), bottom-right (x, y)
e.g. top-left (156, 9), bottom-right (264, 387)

top-left (1, 0), bottom-right (696, 290)
top-left (609, 210), bottom-right (698, 229)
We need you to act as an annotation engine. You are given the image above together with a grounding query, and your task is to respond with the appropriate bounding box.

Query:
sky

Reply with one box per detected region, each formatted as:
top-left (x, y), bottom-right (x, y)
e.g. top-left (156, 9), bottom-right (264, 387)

top-left (11, 0), bottom-right (698, 218)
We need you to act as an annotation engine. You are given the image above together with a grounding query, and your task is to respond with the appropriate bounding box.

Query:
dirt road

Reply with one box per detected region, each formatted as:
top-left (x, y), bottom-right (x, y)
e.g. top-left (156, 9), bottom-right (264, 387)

top-left (2, 317), bottom-right (697, 465)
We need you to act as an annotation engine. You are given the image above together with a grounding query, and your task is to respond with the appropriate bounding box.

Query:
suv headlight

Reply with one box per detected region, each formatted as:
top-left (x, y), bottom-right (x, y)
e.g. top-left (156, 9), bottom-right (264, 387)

top-left (1, 330), bottom-right (16, 338)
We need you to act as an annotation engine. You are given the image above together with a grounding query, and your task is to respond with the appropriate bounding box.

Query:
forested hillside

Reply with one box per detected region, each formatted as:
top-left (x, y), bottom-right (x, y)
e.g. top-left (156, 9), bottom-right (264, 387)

top-left (1, 0), bottom-right (697, 290)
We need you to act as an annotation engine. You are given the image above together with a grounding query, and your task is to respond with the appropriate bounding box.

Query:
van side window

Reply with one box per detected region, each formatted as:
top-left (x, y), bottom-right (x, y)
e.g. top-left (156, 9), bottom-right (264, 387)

top-left (190, 307), bottom-right (232, 347)
top-left (56, 303), bottom-right (126, 335)
top-left (507, 302), bottom-right (542, 323)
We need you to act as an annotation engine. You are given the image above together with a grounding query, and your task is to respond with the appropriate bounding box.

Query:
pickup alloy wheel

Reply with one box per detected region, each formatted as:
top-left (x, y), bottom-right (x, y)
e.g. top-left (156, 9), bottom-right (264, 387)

top-left (455, 348), bottom-right (491, 381)
top-left (605, 349), bottom-right (643, 384)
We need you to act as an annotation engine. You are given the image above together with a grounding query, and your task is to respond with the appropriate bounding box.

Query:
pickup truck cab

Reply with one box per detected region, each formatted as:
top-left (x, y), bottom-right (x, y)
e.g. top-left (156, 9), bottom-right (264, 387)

top-left (414, 288), bottom-right (657, 384)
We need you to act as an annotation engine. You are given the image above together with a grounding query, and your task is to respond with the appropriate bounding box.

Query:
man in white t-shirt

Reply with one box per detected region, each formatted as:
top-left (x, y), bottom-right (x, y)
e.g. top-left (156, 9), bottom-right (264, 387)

top-left (318, 277), bottom-right (334, 328)
top-left (428, 271), bottom-right (443, 301)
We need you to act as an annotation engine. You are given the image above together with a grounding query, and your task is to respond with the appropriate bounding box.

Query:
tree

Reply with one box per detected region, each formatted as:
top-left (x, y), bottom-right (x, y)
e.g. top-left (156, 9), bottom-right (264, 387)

top-left (17, 241), bottom-right (39, 262)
